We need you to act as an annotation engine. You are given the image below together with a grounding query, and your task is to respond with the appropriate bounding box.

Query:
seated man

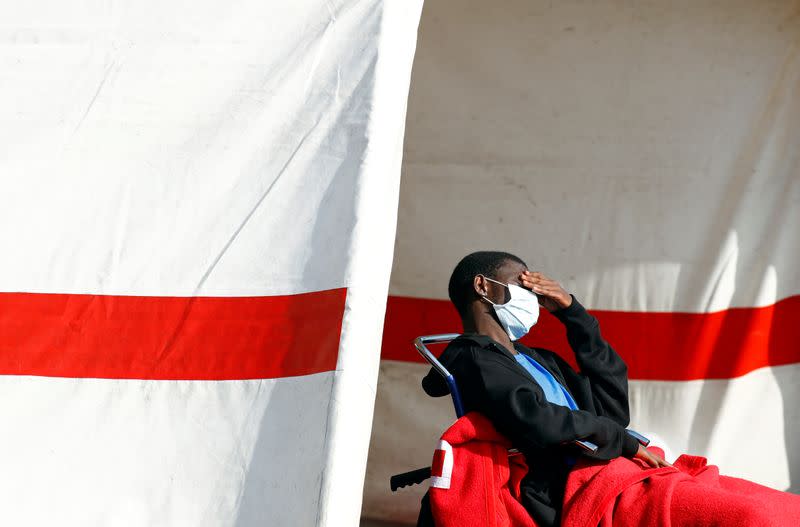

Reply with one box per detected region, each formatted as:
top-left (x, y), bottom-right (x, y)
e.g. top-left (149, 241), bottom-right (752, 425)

top-left (418, 251), bottom-right (676, 527)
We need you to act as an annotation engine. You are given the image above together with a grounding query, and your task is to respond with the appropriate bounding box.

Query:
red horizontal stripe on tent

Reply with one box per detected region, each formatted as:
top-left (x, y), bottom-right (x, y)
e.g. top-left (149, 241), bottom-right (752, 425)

top-left (0, 289), bottom-right (346, 380)
top-left (380, 294), bottom-right (800, 381)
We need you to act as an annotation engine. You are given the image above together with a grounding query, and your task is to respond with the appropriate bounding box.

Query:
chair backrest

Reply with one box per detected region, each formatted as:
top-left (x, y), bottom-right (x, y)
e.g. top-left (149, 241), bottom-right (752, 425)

top-left (414, 333), bottom-right (464, 417)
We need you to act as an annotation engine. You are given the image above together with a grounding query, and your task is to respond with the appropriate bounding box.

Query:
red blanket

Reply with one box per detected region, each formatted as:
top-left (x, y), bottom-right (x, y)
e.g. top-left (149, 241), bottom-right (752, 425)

top-left (428, 413), bottom-right (800, 526)
top-left (563, 447), bottom-right (800, 526)
top-left (428, 412), bottom-right (536, 527)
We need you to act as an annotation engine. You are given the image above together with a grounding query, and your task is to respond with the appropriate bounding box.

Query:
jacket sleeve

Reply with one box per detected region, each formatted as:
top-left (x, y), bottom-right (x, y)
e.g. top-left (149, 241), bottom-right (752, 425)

top-left (471, 351), bottom-right (640, 460)
top-left (551, 295), bottom-right (631, 427)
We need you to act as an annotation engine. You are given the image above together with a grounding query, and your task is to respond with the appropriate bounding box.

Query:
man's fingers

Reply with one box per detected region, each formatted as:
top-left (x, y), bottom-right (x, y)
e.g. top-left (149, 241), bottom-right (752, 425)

top-left (521, 276), bottom-right (545, 290)
top-left (521, 273), bottom-right (560, 291)
top-left (532, 285), bottom-right (549, 295)
top-left (526, 274), bottom-right (552, 284)
top-left (638, 451), bottom-right (659, 469)
top-left (523, 271), bottom-right (551, 283)
top-left (650, 453), bottom-right (672, 468)
top-left (634, 445), bottom-right (673, 470)
top-left (537, 279), bottom-right (561, 291)
top-left (533, 284), bottom-right (557, 295)
top-left (521, 272), bottom-right (567, 304)
top-left (653, 453), bottom-right (672, 467)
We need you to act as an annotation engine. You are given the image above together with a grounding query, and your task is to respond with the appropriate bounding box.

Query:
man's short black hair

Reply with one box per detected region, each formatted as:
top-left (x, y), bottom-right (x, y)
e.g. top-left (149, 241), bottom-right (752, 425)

top-left (448, 251), bottom-right (527, 318)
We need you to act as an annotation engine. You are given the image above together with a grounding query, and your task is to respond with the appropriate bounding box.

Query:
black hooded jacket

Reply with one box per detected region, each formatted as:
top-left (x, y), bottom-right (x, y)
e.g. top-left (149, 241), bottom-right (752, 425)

top-left (418, 296), bottom-right (639, 527)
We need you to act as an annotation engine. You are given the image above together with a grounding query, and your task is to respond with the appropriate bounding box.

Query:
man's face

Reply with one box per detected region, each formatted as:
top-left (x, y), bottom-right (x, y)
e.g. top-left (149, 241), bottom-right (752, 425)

top-left (483, 260), bottom-right (528, 305)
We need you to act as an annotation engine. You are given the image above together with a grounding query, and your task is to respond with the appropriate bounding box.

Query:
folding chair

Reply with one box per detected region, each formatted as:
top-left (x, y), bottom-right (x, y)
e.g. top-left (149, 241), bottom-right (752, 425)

top-left (390, 334), bottom-right (649, 492)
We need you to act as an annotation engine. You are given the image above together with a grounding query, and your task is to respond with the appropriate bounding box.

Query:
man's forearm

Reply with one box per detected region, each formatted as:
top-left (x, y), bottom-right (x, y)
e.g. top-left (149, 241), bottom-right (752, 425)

top-left (553, 295), bottom-right (631, 426)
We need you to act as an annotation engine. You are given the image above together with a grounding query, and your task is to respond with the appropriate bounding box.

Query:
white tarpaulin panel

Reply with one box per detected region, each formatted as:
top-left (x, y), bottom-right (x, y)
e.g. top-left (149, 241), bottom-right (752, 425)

top-left (364, 0), bottom-right (800, 523)
top-left (0, 1), bottom-right (423, 525)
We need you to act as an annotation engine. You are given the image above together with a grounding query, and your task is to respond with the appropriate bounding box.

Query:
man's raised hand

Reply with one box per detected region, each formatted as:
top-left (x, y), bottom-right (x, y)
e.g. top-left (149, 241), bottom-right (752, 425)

top-left (519, 271), bottom-right (573, 312)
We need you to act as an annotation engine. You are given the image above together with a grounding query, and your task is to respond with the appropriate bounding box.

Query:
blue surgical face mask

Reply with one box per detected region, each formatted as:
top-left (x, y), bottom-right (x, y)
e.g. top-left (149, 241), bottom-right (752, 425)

top-left (481, 276), bottom-right (540, 341)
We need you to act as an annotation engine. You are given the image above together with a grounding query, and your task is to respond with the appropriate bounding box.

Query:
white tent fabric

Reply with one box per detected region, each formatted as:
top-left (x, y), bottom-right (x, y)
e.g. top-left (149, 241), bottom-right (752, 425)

top-left (363, 0), bottom-right (800, 523)
top-left (0, 1), bottom-right (423, 525)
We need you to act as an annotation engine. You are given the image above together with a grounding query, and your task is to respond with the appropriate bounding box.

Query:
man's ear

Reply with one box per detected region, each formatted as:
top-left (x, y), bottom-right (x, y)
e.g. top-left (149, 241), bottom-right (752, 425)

top-left (473, 275), bottom-right (488, 298)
